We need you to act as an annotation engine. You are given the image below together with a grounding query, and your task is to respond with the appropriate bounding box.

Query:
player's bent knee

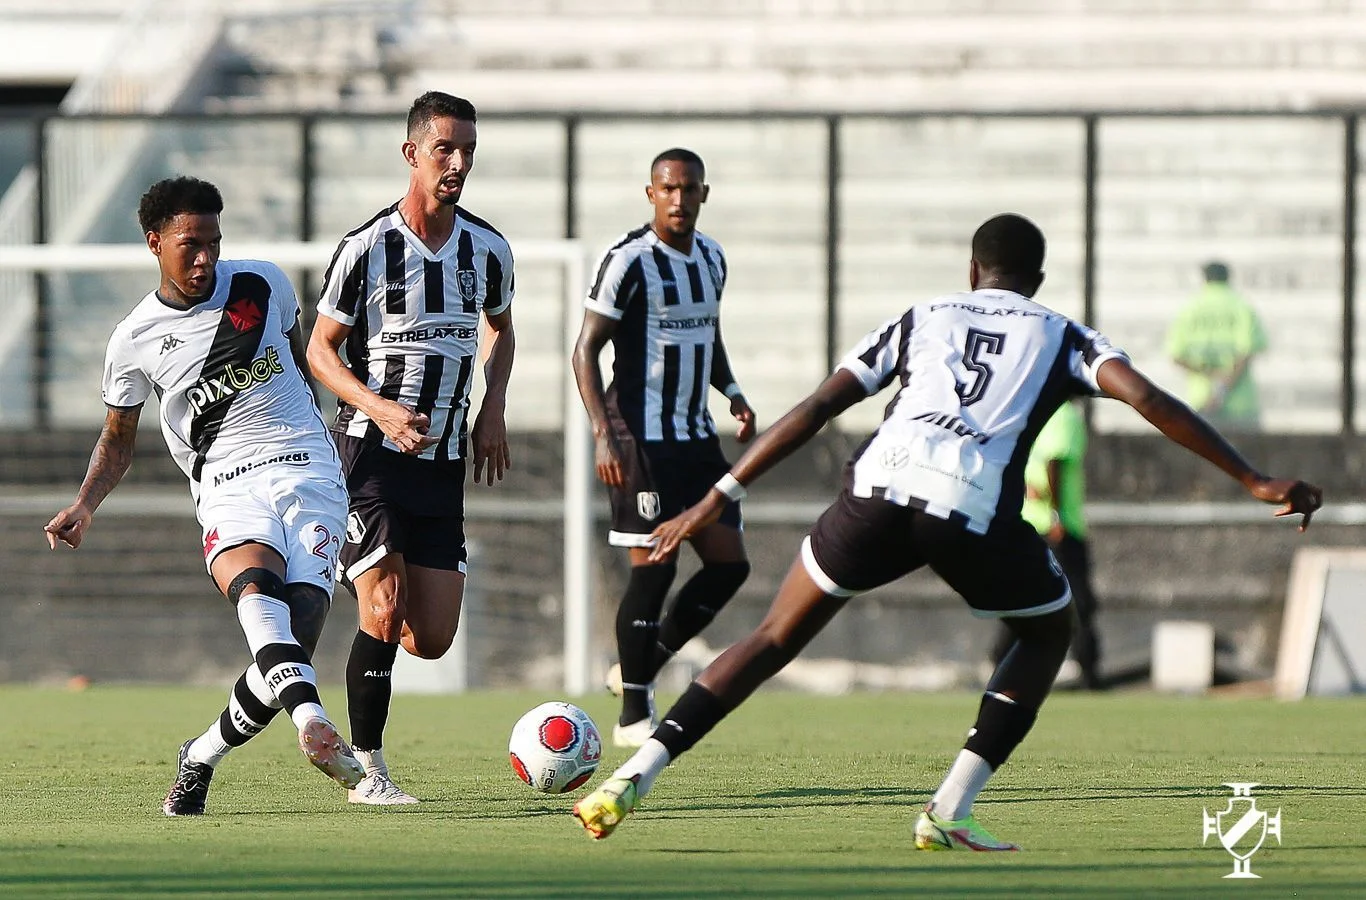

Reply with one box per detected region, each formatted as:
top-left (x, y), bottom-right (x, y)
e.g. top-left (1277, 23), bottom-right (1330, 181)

top-left (284, 583), bottom-right (331, 652)
top-left (226, 566), bottom-right (287, 605)
top-left (702, 560), bottom-right (750, 606)
top-left (403, 629), bottom-right (455, 660)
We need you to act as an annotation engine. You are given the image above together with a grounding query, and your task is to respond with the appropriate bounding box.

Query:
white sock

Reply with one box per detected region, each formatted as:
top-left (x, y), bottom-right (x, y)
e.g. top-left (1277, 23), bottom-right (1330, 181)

top-left (288, 701), bottom-right (328, 731)
top-left (356, 748), bottom-right (388, 777)
top-left (236, 593), bottom-right (294, 653)
top-left (611, 738), bottom-right (671, 798)
top-left (931, 749), bottom-right (995, 821)
top-left (187, 727), bottom-right (231, 767)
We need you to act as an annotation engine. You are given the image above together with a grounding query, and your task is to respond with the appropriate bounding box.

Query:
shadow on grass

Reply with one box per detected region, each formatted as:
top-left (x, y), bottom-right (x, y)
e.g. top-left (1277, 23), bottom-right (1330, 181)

top-left (4, 860), bottom-right (1361, 899)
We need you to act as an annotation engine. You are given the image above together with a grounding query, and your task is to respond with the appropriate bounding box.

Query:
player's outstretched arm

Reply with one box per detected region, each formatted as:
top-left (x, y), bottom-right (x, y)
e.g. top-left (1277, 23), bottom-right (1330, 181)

top-left (306, 315), bottom-right (436, 455)
top-left (472, 308), bottom-right (515, 486)
top-left (45, 405), bottom-right (141, 549)
top-left (1095, 357), bottom-right (1322, 530)
top-left (648, 370), bottom-right (867, 560)
top-left (570, 311), bottom-right (627, 487)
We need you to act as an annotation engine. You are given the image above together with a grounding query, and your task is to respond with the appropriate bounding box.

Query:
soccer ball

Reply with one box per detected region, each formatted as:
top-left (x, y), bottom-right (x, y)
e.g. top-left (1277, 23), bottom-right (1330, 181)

top-left (508, 701), bottom-right (602, 794)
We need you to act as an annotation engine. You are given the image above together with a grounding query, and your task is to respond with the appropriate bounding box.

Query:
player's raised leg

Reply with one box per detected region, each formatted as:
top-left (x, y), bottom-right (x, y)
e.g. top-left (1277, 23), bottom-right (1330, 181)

top-left (649, 522), bottom-right (749, 676)
top-left (575, 555), bottom-right (846, 839)
top-left (211, 543), bottom-right (362, 789)
top-left (165, 582), bottom-right (331, 815)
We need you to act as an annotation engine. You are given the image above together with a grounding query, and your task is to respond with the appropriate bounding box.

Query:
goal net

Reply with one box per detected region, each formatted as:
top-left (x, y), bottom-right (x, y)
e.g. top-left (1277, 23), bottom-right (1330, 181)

top-left (0, 240), bottom-right (598, 695)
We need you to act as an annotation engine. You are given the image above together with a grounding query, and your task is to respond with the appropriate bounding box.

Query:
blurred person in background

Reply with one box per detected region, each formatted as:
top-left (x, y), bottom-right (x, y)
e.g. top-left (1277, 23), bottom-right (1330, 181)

top-left (307, 91), bottom-right (516, 805)
top-left (571, 213), bottom-right (1322, 851)
top-left (1166, 261), bottom-right (1266, 432)
top-left (987, 399), bottom-right (1102, 690)
top-left (572, 148), bottom-right (756, 748)
top-left (45, 176), bottom-right (364, 816)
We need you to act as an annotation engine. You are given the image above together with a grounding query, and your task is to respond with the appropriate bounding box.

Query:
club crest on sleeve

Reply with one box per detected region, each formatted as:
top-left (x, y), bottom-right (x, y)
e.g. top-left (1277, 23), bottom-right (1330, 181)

top-left (457, 270), bottom-right (479, 303)
top-left (637, 491), bottom-right (661, 521)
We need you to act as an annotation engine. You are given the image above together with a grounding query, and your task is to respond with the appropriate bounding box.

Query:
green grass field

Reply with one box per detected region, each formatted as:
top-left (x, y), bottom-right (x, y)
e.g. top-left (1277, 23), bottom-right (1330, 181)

top-left (1, 686), bottom-right (1362, 898)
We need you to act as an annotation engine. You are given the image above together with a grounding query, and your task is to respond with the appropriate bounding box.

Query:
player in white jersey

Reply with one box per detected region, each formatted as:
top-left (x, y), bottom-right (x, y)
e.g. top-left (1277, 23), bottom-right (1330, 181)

top-left (307, 92), bottom-right (516, 805)
top-left (573, 148), bottom-right (756, 747)
top-left (44, 177), bottom-right (364, 816)
top-left (574, 213), bottom-right (1323, 848)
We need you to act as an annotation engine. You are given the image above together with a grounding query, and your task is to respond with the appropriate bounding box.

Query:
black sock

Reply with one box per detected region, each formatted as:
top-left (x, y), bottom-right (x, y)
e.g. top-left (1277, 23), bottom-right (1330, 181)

top-left (963, 693), bottom-right (1039, 770)
top-left (347, 629), bottom-right (399, 751)
top-left (653, 682), bottom-right (729, 760)
top-left (616, 563), bottom-right (676, 725)
top-left (652, 561), bottom-right (750, 674)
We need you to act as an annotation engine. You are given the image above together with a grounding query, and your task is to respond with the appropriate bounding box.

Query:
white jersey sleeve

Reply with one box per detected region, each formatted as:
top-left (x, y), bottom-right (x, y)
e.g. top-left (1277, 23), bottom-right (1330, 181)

top-left (317, 236), bottom-right (369, 327)
top-left (837, 313), bottom-right (907, 395)
top-left (101, 324), bottom-right (152, 409)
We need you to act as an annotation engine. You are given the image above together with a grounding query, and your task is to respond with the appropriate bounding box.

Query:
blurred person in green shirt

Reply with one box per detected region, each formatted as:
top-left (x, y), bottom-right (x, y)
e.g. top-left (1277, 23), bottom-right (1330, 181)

top-left (988, 399), bottom-right (1101, 689)
top-left (1166, 261), bottom-right (1266, 431)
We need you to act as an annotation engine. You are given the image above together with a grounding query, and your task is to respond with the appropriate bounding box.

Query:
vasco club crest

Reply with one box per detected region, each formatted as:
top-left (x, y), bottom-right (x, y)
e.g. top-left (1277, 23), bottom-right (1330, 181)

top-left (1202, 783), bottom-right (1282, 878)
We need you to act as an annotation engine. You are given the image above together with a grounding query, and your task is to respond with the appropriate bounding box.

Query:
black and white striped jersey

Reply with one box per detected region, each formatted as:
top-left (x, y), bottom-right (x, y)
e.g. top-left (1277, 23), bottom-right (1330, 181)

top-left (584, 225), bottom-right (727, 442)
top-left (101, 259), bottom-right (340, 498)
top-left (317, 203), bottom-right (514, 461)
top-left (839, 289), bottom-right (1128, 535)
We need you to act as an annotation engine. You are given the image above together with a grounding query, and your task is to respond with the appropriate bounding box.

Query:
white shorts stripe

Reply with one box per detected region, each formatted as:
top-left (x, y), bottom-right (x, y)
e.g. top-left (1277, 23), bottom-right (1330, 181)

top-left (800, 536), bottom-right (858, 598)
top-left (608, 530), bottom-right (657, 549)
top-left (969, 585), bottom-right (1073, 620)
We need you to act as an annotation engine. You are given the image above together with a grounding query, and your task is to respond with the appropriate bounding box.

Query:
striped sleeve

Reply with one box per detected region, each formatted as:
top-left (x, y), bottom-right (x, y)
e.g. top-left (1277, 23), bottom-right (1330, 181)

top-left (1066, 321), bottom-right (1130, 394)
top-left (316, 236), bottom-right (369, 326)
top-left (837, 314), bottom-right (905, 394)
top-left (483, 236), bottom-right (515, 316)
top-left (584, 247), bottom-right (640, 321)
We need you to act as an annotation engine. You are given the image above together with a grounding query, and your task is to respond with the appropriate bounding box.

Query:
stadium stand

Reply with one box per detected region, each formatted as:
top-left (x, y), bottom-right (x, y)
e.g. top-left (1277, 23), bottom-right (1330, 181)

top-left (2, 0), bottom-right (1363, 688)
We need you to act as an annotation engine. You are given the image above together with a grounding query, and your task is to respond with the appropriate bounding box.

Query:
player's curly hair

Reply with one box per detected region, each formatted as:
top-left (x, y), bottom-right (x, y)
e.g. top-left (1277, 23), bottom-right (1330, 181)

top-left (971, 213), bottom-right (1045, 277)
top-left (137, 176), bottom-right (223, 235)
top-left (407, 91), bottom-right (477, 140)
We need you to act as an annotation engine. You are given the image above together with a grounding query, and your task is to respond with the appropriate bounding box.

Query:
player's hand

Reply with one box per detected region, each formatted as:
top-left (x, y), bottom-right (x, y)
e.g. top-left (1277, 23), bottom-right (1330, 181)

top-left (594, 432), bottom-right (626, 487)
top-left (1046, 521), bottom-right (1066, 545)
top-left (374, 402), bottom-right (438, 455)
top-left (471, 407), bottom-right (511, 486)
top-left (649, 493), bottom-right (725, 562)
top-left (731, 395), bottom-right (757, 444)
top-left (1248, 476), bottom-right (1323, 532)
top-left (45, 502), bottom-right (93, 550)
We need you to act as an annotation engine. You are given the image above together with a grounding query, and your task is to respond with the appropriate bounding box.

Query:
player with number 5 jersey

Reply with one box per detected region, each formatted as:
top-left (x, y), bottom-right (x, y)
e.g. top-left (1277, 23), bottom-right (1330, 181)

top-left (45, 176), bottom-right (363, 818)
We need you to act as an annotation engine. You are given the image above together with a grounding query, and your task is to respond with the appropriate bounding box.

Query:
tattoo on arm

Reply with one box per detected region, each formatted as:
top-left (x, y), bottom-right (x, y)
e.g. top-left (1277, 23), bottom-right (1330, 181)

top-left (78, 407), bottom-right (141, 510)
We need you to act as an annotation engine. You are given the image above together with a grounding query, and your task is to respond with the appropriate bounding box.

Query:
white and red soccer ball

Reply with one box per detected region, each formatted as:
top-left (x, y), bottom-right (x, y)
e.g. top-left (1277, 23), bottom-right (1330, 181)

top-left (508, 701), bottom-right (601, 794)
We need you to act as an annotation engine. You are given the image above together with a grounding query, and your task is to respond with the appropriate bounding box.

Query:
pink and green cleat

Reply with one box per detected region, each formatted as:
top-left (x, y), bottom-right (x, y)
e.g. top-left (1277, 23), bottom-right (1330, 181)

top-left (914, 803), bottom-right (1020, 852)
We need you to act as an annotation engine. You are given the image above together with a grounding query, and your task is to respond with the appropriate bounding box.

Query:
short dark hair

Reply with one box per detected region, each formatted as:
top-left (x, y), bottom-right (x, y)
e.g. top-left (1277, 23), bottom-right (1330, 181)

top-left (407, 91), bottom-right (477, 140)
top-left (971, 213), bottom-right (1045, 277)
top-left (1203, 261), bottom-right (1230, 283)
top-left (137, 176), bottom-right (223, 235)
top-left (651, 147), bottom-right (705, 180)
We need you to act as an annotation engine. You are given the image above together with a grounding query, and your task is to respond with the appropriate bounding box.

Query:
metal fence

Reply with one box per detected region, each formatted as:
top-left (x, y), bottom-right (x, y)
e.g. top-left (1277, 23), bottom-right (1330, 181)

top-left (1, 109), bottom-right (1361, 433)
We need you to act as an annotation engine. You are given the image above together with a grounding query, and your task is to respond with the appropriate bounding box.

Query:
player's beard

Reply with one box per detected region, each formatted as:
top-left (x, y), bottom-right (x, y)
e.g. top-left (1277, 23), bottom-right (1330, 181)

top-left (435, 180), bottom-right (463, 206)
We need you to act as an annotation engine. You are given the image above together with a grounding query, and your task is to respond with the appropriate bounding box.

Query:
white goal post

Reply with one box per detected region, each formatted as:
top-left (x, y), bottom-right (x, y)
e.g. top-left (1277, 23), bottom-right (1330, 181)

top-left (0, 240), bottom-right (597, 696)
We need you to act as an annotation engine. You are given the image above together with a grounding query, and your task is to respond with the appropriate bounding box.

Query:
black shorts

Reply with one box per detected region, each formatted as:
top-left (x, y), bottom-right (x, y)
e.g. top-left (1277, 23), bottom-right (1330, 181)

top-left (803, 490), bottom-right (1070, 618)
top-left (606, 423), bottom-right (742, 548)
top-left (335, 434), bottom-right (468, 583)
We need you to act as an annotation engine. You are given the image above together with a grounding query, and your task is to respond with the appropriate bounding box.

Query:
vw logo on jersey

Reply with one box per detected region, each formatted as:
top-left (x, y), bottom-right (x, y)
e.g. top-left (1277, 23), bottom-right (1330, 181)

top-left (878, 446), bottom-right (911, 471)
top-left (637, 491), bottom-right (661, 521)
top-left (456, 269), bottom-right (479, 302)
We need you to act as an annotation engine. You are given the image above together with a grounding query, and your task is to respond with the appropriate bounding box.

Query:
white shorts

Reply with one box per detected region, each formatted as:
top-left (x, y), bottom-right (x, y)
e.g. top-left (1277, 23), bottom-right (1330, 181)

top-left (196, 467), bottom-right (348, 592)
